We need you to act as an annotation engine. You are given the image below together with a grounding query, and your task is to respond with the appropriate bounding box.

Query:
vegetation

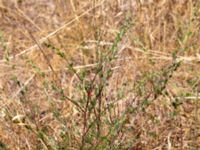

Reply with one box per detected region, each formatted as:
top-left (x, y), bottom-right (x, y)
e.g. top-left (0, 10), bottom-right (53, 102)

top-left (0, 0), bottom-right (200, 149)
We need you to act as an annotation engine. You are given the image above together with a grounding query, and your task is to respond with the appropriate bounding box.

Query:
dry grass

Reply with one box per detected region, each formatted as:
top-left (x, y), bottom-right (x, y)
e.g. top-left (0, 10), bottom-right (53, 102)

top-left (0, 0), bottom-right (200, 149)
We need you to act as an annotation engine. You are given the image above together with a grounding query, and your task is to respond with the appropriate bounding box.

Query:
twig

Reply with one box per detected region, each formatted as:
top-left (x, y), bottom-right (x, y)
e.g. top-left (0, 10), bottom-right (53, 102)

top-left (12, 74), bottom-right (35, 99)
top-left (25, 27), bottom-right (55, 73)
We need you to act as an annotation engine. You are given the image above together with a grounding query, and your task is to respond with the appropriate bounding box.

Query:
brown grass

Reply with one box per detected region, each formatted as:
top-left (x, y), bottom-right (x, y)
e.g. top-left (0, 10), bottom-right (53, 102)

top-left (0, 0), bottom-right (200, 149)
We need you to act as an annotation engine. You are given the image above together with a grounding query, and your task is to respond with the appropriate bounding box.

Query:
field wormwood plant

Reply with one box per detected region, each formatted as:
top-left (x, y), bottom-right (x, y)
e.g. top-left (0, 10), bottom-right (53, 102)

top-left (0, 0), bottom-right (200, 150)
